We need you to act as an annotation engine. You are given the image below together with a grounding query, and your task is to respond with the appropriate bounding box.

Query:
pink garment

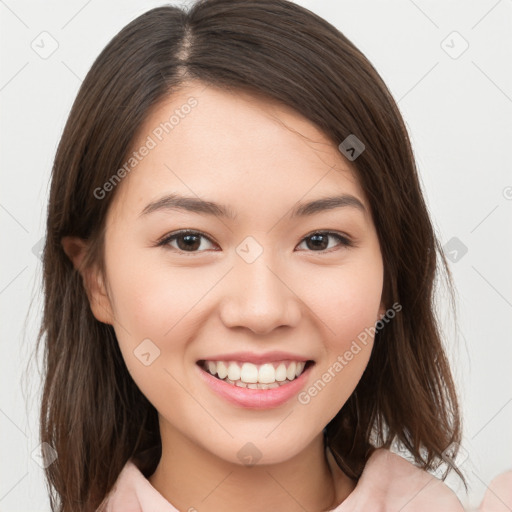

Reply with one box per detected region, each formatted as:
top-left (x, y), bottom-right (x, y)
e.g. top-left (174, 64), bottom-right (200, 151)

top-left (478, 470), bottom-right (512, 512)
top-left (98, 447), bottom-right (468, 511)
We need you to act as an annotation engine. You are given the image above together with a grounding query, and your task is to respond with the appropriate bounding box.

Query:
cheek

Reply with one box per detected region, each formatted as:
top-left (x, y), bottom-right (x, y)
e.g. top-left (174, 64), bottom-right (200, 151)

top-left (105, 259), bottom-right (198, 412)
top-left (107, 250), bottom-right (204, 342)
top-left (297, 252), bottom-right (383, 419)
top-left (307, 253), bottom-right (384, 346)
top-left (105, 251), bottom-right (222, 401)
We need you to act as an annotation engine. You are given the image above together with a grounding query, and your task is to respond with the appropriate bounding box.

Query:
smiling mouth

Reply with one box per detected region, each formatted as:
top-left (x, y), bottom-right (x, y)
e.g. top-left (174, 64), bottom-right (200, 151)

top-left (197, 359), bottom-right (315, 389)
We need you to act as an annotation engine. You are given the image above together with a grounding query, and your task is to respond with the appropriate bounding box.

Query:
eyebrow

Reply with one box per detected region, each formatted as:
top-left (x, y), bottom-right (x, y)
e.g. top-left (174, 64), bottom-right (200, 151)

top-left (139, 193), bottom-right (366, 220)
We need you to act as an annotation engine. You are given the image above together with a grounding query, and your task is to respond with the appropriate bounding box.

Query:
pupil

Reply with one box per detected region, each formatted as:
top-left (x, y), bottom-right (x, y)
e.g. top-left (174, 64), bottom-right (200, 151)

top-left (309, 234), bottom-right (327, 250)
top-left (179, 234), bottom-right (200, 251)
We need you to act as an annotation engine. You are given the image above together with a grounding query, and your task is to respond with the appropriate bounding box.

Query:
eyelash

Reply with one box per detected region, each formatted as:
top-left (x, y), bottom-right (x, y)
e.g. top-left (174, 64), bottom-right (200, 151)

top-left (156, 229), bottom-right (354, 255)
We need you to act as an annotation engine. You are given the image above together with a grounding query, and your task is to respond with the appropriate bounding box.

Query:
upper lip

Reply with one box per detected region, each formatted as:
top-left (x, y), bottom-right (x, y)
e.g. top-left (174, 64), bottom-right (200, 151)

top-left (197, 351), bottom-right (313, 364)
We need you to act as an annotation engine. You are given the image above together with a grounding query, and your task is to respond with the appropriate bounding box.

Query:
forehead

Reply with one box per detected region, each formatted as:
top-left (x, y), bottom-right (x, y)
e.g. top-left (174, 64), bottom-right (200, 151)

top-left (107, 82), bottom-right (368, 224)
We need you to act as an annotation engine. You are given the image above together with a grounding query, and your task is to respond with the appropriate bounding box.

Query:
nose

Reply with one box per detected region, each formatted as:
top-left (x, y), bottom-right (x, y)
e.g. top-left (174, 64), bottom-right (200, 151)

top-left (218, 254), bottom-right (302, 335)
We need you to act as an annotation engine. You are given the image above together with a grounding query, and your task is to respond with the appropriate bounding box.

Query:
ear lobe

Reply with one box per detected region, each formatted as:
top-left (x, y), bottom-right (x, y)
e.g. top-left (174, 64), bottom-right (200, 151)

top-left (377, 302), bottom-right (386, 321)
top-left (61, 236), bottom-right (115, 325)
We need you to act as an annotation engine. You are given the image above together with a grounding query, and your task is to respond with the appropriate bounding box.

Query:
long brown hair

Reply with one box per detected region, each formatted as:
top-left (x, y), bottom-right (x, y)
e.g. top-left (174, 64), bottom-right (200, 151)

top-left (35, 0), bottom-right (466, 510)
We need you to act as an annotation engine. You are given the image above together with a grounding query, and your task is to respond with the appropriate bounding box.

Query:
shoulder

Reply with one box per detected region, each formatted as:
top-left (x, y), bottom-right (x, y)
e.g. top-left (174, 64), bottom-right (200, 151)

top-left (333, 448), bottom-right (465, 512)
top-left (372, 449), bottom-right (465, 510)
top-left (478, 469), bottom-right (512, 512)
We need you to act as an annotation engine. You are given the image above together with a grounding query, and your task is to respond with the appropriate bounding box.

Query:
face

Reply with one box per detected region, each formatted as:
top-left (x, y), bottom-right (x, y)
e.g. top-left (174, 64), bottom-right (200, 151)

top-left (79, 81), bottom-right (385, 465)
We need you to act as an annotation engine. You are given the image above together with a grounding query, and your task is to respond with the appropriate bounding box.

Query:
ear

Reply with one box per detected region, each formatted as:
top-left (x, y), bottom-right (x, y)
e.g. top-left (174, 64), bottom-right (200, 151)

top-left (61, 236), bottom-right (115, 325)
top-left (377, 301), bottom-right (386, 321)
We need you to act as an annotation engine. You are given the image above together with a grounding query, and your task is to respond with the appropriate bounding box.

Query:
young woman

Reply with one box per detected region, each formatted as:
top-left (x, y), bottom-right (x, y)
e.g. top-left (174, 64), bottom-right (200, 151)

top-left (37, 0), bottom-right (471, 510)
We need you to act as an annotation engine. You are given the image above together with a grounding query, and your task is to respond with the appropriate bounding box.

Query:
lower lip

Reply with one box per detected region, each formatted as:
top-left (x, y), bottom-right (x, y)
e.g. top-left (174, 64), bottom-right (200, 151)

top-left (196, 363), bottom-right (313, 409)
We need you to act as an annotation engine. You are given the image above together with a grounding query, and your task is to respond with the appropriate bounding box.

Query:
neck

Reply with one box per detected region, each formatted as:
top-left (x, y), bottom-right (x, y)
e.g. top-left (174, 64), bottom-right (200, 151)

top-left (148, 421), bottom-right (356, 512)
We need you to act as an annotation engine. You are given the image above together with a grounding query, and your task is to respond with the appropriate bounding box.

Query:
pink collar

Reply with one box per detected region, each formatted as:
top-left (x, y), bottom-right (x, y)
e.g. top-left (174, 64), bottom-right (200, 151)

top-left (98, 447), bottom-right (467, 511)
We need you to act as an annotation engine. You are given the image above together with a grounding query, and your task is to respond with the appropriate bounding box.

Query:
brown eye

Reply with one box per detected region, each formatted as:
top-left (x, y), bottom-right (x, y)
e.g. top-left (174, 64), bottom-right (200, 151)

top-left (159, 230), bottom-right (217, 253)
top-left (297, 232), bottom-right (353, 252)
top-left (157, 230), bottom-right (353, 255)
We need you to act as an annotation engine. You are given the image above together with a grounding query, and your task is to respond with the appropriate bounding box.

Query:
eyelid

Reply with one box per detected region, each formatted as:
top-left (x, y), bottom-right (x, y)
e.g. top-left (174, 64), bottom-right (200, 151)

top-left (156, 229), bottom-right (218, 252)
top-left (302, 229), bottom-right (353, 243)
top-left (297, 231), bottom-right (354, 251)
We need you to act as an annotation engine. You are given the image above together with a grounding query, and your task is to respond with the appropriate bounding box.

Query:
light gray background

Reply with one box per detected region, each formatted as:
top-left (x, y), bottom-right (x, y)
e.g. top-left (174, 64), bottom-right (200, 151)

top-left (1, 0), bottom-right (511, 510)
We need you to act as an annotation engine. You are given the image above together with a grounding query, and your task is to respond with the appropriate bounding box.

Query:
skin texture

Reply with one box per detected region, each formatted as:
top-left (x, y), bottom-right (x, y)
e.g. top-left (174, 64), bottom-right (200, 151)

top-left (62, 81), bottom-right (386, 512)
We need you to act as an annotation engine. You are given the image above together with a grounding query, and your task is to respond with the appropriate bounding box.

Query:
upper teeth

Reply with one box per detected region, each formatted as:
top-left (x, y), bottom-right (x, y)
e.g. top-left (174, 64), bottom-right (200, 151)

top-left (204, 360), bottom-right (307, 384)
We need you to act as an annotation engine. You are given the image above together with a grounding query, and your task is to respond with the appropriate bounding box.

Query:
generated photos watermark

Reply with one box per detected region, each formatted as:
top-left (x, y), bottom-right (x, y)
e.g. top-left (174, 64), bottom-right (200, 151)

top-left (298, 302), bottom-right (402, 405)
top-left (94, 96), bottom-right (198, 200)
